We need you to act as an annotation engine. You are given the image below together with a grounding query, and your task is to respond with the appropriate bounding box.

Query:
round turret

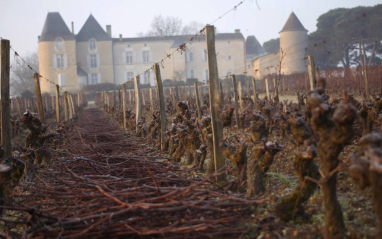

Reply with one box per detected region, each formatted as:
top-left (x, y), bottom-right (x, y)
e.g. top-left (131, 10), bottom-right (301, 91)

top-left (279, 12), bottom-right (308, 75)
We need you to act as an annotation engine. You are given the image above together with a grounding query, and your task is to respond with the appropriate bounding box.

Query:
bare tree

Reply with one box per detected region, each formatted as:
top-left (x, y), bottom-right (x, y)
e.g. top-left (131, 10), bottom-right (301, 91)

top-left (148, 15), bottom-right (183, 36)
top-left (10, 52), bottom-right (38, 96)
top-left (181, 21), bottom-right (204, 35)
top-left (173, 70), bottom-right (186, 82)
top-left (273, 48), bottom-right (286, 104)
top-left (138, 15), bottom-right (204, 37)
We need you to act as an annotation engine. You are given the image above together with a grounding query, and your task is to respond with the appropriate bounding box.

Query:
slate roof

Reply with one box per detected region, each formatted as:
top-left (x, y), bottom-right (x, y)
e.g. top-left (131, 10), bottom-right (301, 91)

top-left (113, 33), bottom-right (244, 46)
top-left (77, 66), bottom-right (87, 77)
top-left (245, 36), bottom-right (265, 55)
top-left (279, 12), bottom-right (308, 33)
top-left (76, 14), bottom-right (111, 42)
top-left (39, 12), bottom-right (75, 42)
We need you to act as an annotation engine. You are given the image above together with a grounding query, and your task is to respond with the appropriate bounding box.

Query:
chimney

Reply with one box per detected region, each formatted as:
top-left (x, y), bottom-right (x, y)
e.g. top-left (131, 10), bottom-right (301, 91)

top-left (71, 22), bottom-right (74, 34)
top-left (106, 25), bottom-right (112, 37)
top-left (119, 34), bottom-right (122, 41)
top-left (234, 29), bottom-right (240, 34)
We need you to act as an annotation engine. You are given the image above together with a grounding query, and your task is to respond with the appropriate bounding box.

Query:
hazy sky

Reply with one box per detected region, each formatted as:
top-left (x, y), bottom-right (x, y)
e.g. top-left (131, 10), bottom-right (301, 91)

top-left (0, 0), bottom-right (380, 57)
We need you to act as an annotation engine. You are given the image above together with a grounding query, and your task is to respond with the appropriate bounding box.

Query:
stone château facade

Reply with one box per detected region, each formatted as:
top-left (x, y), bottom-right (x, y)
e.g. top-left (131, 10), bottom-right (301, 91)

top-left (38, 12), bottom-right (308, 93)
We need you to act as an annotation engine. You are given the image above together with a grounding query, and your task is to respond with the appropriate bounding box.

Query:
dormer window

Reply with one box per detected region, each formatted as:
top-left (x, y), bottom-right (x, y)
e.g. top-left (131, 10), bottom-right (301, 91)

top-left (89, 39), bottom-right (97, 51)
top-left (55, 38), bottom-right (63, 50)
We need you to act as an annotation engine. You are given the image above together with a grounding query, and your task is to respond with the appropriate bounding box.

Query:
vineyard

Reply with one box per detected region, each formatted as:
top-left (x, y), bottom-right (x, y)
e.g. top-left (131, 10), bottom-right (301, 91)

top-left (1, 25), bottom-right (382, 238)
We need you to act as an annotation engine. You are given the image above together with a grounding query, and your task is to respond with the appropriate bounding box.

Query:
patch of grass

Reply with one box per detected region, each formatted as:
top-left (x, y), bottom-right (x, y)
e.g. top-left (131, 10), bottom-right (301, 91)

top-left (267, 172), bottom-right (297, 187)
top-left (311, 212), bottom-right (325, 225)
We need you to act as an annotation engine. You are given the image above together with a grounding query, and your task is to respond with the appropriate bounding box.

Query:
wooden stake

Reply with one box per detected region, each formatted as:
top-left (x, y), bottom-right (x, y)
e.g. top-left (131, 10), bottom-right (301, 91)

top-left (68, 94), bottom-right (73, 119)
top-left (44, 97), bottom-right (48, 112)
top-left (142, 89), bottom-right (146, 106)
top-left (252, 77), bottom-right (258, 100)
top-left (194, 82), bottom-right (202, 119)
top-left (118, 89), bottom-right (121, 110)
top-left (113, 90), bottom-right (116, 108)
top-left (265, 78), bottom-right (270, 100)
top-left (10, 98), bottom-right (14, 113)
top-left (30, 98), bottom-right (36, 113)
top-left (219, 82), bottom-right (224, 110)
top-left (70, 94), bottom-right (76, 115)
top-left (51, 95), bottom-right (55, 110)
top-left (308, 55), bottom-right (316, 90)
top-left (364, 67), bottom-right (369, 100)
top-left (63, 91), bottom-right (69, 121)
top-left (134, 76), bottom-right (142, 129)
top-left (1, 39), bottom-right (11, 157)
top-left (200, 85), bottom-right (204, 106)
top-left (231, 75), bottom-right (241, 129)
top-left (238, 80), bottom-right (243, 111)
top-left (175, 86), bottom-right (179, 102)
top-left (24, 98), bottom-right (27, 111)
top-left (55, 85), bottom-right (60, 122)
top-left (122, 84), bottom-right (127, 129)
top-left (154, 63), bottom-right (166, 151)
top-left (126, 90), bottom-right (130, 105)
top-left (34, 73), bottom-right (45, 123)
top-left (206, 25), bottom-right (225, 179)
top-left (15, 97), bottom-right (22, 118)
top-left (149, 88), bottom-right (154, 112)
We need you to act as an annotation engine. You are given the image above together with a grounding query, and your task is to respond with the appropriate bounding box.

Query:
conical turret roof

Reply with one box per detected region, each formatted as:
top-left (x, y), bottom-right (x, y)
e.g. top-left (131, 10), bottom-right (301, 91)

top-left (76, 14), bottom-right (111, 42)
top-left (39, 12), bottom-right (75, 42)
top-left (245, 35), bottom-right (265, 55)
top-left (279, 12), bottom-right (307, 33)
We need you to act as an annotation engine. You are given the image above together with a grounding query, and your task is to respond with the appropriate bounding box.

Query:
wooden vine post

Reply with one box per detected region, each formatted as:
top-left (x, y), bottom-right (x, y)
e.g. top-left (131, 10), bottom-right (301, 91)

top-left (24, 98), bottom-right (27, 111)
top-left (1, 39), bottom-right (11, 157)
top-left (68, 94), bottom-right (73, 119)
top-left (16, 97), bottom-right (22, 118)
top-left (118, 89), bottom-right (121, 110)
top-left (194, 82), bottom-right (202, 119)
top-left (149, 88), bottom-right (154, 113)
top-left (44, 97), bottom-right (48, 112)
top-left (265, 78), bottom-right (270, 100)
top-left (219, 82), bottom-right (224, 110)
top-left (154, 63), bottom-right (167, 151)
top-left (122, 84), bottom-right (127, 129)
top-left (55, 85), bottom-right (60, 122)
top-left (133, 76), bottom-right (142, 129)
top-left (77, 94), bottom-right (81, 108)
top-left (30, 97), bottom-right (36, 112)
top-left (200, 85), bottom-right (205, 106)
top-left (70, 94), bottom-right (76, 115)
top-left (141, 89), bottom-right (146, 106)
top-left (252, 77), bottom-right (258, 100)
top-left (238, 80), bottom-right (243, 111)
top-left (363, 66), bottom-right (370, 100)
top-left (126, 90), bottom-right (130, 105)
top-left (231, 75), bottom-right (241, 130)
top-left (206, 25), bottom-right (225, 180)
top-left (63, 91), bottom-right (69, 121)
top-left (34, 73), bottom-right (45, 124)
top-left (308, 55), bottom-right (316, 90)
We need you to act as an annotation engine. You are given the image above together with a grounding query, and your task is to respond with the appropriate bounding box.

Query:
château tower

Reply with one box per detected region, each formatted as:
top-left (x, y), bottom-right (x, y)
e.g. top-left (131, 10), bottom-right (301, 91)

top-left (279, 12), bottom-right (309, 75)
top-left (38, 12), bottom-right (78, 93)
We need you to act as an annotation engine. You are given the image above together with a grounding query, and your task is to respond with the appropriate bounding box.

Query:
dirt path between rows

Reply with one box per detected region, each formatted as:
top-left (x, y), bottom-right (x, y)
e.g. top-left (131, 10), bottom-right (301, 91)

top-left (3, 108), bottom-right (265, 238)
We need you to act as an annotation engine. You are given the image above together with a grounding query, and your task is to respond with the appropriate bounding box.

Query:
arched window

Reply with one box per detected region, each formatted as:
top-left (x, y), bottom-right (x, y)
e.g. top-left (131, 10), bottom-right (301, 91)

top-left (89, 39), bottom-right (97, 51)
top-left (55, 38), bottom-right (63, 50)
